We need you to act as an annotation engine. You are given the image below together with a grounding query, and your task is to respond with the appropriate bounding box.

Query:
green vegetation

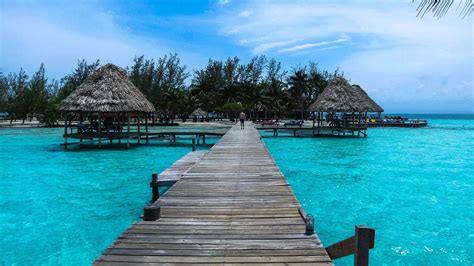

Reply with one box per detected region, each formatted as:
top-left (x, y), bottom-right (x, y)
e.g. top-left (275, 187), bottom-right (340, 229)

top-left (0, 54), bottom-right (343, 124)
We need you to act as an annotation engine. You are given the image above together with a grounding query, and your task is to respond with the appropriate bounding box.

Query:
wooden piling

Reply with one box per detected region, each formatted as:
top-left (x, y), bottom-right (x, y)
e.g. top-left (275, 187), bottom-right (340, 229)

top-left (98, 112), bottom-right (102, 148)
top-left (354, 225), bottom-right (375, 266)
top-left (127, 112), bottom-right (131, 149)
top-left (137, 112), bottom-right (141, 144)
top-left (145, 113), bottom-right (149, 144)
top-left (63, 113), bottom-right (68, 149)
top-left (305, 214), bottom-right (315, 235)
top-left (150, 172), bottom-right (159, 202)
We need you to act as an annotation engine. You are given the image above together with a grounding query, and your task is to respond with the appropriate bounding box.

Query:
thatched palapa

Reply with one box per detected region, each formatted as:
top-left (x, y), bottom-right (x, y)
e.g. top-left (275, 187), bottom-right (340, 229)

top-left (309, 77), bottom-right (383, 113)
top-left (191, 108), bottom-right (207, 117)
top-left (58, 64), bottom-right (155, 113)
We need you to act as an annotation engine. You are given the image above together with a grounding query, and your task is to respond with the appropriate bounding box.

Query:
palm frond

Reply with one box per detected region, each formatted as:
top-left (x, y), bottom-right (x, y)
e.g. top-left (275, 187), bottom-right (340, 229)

top-left (413, 0), bottom-right (472, 18)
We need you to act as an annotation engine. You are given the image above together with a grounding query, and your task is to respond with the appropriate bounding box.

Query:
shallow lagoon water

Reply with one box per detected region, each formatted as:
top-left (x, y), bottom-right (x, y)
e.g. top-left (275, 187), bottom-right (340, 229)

top-left (262, 118), bottom-right (474, 265)
top-left (0, 127), bottom-right (223, 265)
top-left (0, 119), bottom-right (473, 265)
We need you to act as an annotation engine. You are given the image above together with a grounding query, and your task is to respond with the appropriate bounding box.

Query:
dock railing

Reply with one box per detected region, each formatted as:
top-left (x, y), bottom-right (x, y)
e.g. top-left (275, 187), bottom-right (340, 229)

top-left (299, 206), bottom-right (375, 266)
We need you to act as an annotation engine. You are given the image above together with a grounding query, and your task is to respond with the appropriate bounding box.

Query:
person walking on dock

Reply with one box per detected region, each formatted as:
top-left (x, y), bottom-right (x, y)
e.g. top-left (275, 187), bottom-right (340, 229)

top-left (239, 111), bottom-right (246, 130)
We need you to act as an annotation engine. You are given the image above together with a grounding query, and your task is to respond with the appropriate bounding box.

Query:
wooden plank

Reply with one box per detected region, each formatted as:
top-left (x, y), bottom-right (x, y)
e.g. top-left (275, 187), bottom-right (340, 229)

top-left (95, 123), bottom-right (332, 265)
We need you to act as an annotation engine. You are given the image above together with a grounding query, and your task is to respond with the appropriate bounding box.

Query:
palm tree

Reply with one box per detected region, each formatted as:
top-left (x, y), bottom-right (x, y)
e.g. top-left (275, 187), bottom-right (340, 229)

top-left (288, 68), bottom-right (309, 120)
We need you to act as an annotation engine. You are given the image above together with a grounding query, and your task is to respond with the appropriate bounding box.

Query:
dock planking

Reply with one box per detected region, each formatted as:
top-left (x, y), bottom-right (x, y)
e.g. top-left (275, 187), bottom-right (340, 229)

top-left (95, 122), bottom-right (333, 265)
top-left (158, 151), bottom-right (208, 184)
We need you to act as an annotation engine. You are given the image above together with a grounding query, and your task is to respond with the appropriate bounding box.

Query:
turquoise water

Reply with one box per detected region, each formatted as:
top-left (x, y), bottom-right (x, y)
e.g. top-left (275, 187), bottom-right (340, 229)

top-left (0, 127), bottom-right (222, 265)
top-left (263, 118), bottom-right (474, 265)
top-left (1, 119), bottom-right (473, 265)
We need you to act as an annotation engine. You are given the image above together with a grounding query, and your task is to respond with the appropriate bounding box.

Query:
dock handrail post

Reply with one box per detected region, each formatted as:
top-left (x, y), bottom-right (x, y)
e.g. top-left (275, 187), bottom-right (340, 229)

top-left (354, 225), bottom-right (375, 266)
top-left (150, 172), bottom-right (159, 202)
top-left (305, 214), bottom-right (314, 235)
top-left (192, 138), bottom-right (196, 152)
top-left (143, 205), bottom-right (160, 221)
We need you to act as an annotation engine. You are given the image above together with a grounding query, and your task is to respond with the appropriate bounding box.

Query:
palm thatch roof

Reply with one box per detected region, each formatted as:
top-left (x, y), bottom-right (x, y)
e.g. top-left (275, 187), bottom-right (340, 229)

top-left (58, 64), bottom-right (155, 112)
top-left (191, 108), bottom-right (207, 117)
top-left (308, 77), bottom-right (384, 113)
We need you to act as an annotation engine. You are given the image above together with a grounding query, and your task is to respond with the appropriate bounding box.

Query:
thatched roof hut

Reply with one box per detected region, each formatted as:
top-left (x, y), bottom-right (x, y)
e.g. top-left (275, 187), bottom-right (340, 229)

top-left (58, 64), bottom-right (155, 113)
top-left (308, 77), bottom-right (383, 113)
top-left (191, 108), bottom-right (207, 117)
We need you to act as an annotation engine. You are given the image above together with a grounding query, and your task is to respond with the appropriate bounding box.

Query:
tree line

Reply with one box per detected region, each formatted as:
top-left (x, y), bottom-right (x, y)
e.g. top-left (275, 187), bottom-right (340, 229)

top-left (0, 53), bottom-right (343, 125)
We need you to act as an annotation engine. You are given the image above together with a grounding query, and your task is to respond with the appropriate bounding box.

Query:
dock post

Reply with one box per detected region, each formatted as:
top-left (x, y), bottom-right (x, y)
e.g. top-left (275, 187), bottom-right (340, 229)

top-left (145, 113), bottom-right (149, 144)
top-left (127, 112), bottom-right (131, 149)
top-left (150, 172), bottom-right (159, 202)
top-left (137, 112), bottom-right (141, 145)
top-left (354, 225), bottom-right (375, 266)
top-left (98, 112), bottom-right (102, 148)
top-left (118, 114), bottom-right (122, 144)
top-left (305, 214), bottom-right (314, 235)
top-left (64, 113), bottom-right (68, 149)
top-left (192, 138), bottom-right (196, 151)
top-left (143, 205), bottom-right (161, 221)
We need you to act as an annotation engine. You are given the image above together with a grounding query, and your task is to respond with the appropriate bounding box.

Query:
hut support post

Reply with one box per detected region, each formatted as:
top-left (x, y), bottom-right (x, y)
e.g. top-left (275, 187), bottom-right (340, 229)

top-left (127, 112), bottom-right (131, 149)
top-left (138, 112), bottom-right (141, 144)
top-left (64, 113), bottom-right (68, 149)
top-left (118, 113), bottom-right (121, 144)
top-left (98, 112), bottom-right (102, 148)
top-left (79, 112), bottom-right (83, 145)
top-left (145, 113), bottom-right (149, 143)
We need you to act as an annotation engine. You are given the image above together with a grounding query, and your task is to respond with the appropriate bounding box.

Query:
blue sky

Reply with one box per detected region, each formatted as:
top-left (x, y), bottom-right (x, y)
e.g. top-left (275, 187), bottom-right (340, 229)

top-left (1, 0), bottom-right (473, 113)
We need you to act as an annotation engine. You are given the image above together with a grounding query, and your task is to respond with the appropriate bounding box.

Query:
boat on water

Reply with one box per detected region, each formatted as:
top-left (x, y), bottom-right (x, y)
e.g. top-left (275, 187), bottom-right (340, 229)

top-left (366, 116), bottom-right (428, 127)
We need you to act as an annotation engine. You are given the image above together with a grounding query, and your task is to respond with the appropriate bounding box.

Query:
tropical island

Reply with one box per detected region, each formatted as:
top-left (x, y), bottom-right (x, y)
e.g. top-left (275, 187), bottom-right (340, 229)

top-left (0, 1), bottom-right (472, 265)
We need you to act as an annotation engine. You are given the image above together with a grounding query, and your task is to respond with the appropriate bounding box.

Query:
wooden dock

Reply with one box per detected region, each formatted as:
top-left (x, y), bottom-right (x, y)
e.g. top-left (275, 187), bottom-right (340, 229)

top-left (255, 126), bottom-right (368, 138)
top-left (157, 151), bottom-right (208, 185)
top-left (95, 123), bottom-right (374, 265)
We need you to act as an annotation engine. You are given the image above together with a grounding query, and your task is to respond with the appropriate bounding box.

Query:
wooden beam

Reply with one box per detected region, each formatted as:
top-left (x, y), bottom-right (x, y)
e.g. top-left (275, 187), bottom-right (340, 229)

top-left (325, 236), bottom-right (355, 260)
top-left (325, 225), bottom-right (375, 265)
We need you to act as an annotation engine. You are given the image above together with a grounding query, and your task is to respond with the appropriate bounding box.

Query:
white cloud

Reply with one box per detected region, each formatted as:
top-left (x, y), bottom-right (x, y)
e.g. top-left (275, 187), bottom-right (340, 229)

top-left (252, 39), bottom-right (301, 54)
top-left (239, 10), bottom-right (253, 17)
top-left (218, 0), bottom-right (231, 7)
top-left (0, 3), bottom-right (173, 79)
top-left (216, 1), bottom-right (474, 113)
top-left (278, 36), bottom-right (349, 53)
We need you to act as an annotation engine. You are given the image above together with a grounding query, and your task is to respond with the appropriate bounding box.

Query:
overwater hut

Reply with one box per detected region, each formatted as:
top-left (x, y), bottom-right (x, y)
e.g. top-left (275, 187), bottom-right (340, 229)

top-left (190, 108), bottom-right (207, 122)
top-left (308, 77), bottom-right (383, 133)
top-left (58, 63), bottom-right (155, 148)
top-left (191, 108), bottom-right (207, 117)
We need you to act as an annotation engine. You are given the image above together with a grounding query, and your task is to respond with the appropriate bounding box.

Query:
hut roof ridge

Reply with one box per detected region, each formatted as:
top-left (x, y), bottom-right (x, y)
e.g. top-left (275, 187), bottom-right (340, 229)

top-left (58, 63), bottom-right (155, 112)
top-left (308, 77), bottom-right (384, 113)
